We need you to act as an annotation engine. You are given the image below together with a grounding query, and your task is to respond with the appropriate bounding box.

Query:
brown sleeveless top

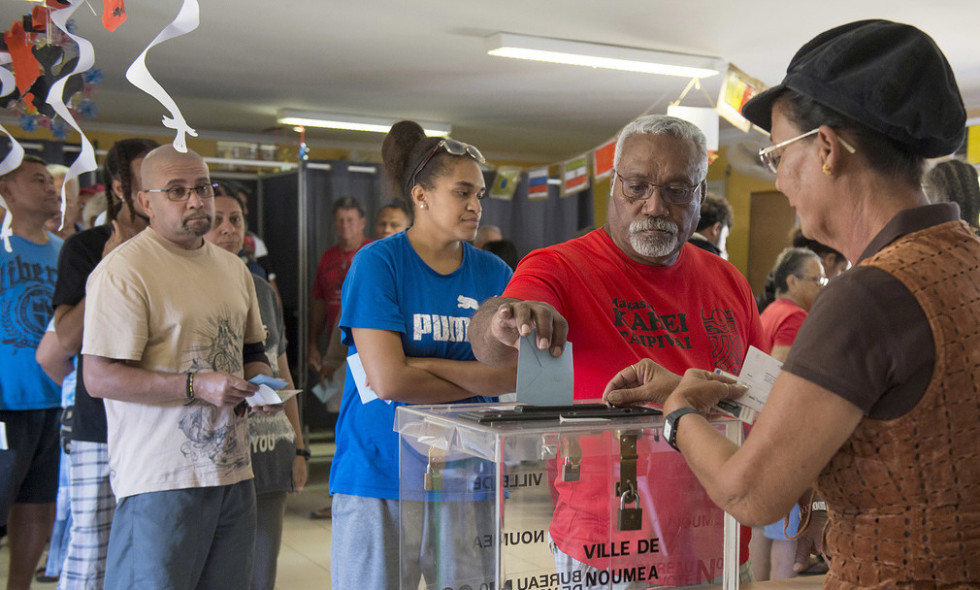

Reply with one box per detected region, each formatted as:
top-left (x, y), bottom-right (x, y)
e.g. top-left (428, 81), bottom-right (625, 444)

top-left (817, 220), bottom-right (980, 588)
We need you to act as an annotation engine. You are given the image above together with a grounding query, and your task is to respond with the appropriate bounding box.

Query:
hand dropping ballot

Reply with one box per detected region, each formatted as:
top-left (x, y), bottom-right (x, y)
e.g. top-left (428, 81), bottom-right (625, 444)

top-left (246, 375), bottom-right (301, 407)
top-left (714, 346), bottom-right (782, 424)
top-left (516, 331), bottom-right (573, 406)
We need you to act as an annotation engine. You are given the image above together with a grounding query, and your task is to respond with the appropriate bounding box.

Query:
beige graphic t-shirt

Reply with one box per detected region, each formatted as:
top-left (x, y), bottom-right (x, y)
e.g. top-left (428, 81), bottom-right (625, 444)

top-left (83, 228), bottom-right (265, 498)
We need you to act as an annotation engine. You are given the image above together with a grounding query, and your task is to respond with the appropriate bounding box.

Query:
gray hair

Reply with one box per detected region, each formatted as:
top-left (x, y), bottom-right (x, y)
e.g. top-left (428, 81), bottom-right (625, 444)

top-left (613, 115), bottom-right (708, 181)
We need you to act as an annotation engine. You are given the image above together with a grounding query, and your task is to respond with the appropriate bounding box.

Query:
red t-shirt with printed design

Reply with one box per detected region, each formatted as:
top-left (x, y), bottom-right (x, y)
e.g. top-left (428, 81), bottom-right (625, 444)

top-left (504, 228), bottom-right (763, 583)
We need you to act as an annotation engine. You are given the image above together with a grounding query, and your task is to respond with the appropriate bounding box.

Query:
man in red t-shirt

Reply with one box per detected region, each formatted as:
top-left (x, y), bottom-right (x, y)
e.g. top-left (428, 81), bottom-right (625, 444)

top-left (308, 197), bottom-right (371, 379)
top-left (471, 115), bottom-right (764, 586)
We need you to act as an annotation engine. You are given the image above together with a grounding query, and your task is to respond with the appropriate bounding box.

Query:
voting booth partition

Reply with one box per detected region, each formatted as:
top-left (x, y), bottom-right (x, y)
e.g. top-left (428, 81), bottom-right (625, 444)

top-left (396, 404), bottom-right (744, 590)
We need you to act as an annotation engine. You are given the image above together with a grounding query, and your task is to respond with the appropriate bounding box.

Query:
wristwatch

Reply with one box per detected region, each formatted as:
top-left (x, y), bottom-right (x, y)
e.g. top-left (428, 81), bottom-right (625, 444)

top-left (664, 407), bottom-right (700, 451)
top-left (296, 448), bottom-right (311, 460)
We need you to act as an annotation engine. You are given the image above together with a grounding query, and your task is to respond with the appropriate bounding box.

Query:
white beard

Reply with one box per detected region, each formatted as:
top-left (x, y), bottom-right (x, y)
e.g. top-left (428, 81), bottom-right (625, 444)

top-left (629, 217), bottom-right (679, 258)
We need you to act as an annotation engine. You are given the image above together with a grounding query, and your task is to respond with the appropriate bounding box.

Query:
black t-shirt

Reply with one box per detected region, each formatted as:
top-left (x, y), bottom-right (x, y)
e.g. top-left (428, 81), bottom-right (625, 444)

top-left (52, 225), bottom-right (112, 442)
top-left (783, 204), bottom-right (959, 420)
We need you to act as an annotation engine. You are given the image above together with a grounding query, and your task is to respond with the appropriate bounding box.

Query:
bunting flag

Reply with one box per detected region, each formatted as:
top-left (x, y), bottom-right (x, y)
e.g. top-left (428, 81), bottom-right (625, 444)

top-left (527, 167), bottom-right (549, 200)
top-left (490, 167), bottom-right (521, 200)
top-left (593, 137), bottom-right (616, 180)
top-left (716, 63), bottom-right (766, 134)
top-left (103, 0), bottom-right (126, 32)
top-left (562, 154), bottom-right (589, 197)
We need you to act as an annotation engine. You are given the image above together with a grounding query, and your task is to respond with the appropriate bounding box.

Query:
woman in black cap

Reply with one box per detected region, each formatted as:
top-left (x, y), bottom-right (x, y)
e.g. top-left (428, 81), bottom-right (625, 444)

top-left (603, 20), bottom-right (980, 588)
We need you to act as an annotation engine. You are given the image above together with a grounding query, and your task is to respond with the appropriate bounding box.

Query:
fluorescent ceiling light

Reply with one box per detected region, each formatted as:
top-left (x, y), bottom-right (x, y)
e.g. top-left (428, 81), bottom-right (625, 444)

top-left (277, 110), bottom-right (451, 137)
top-left (486, 33), bottom-right (725, 78)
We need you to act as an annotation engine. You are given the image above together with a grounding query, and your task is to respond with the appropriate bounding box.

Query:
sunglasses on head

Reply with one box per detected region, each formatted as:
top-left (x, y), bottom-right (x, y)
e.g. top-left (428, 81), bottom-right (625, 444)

top-left (410, 139), bottom-right (486, 187)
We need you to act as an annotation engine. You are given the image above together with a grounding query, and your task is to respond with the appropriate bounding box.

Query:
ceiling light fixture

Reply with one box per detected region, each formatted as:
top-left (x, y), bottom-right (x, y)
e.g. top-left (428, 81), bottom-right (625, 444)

top-left (277, 110), bottom-right (451, 137)
top-left (486, 33), bottom-right (725, 78)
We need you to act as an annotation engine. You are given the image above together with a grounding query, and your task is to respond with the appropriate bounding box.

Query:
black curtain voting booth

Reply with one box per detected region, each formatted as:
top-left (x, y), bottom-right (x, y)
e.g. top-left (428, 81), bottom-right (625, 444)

top-left (218, 161), bottom-right (596, 431)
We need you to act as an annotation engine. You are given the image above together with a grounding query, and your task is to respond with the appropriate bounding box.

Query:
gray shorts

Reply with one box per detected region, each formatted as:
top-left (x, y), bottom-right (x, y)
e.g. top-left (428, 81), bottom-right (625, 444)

top-left (104, 480), bottom-right (256, 590)
top-left (331, 493), bottom-right (496, 590)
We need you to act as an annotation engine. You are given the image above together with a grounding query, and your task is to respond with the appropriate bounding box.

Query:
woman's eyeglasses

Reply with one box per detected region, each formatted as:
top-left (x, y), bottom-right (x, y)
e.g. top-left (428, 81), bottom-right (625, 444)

top-left (410, 139), bottom-right (485, 187)
top-left (758, 128), bottom-right (857, 174)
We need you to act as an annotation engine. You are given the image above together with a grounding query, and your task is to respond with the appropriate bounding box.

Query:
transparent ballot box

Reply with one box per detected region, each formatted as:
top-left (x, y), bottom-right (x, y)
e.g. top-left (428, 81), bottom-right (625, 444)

top-left (395, 403), bottom-right (745, 590)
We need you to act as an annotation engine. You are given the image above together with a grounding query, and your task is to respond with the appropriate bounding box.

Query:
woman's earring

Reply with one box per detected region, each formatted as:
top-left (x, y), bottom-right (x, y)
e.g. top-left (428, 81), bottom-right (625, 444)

top-left (822, 164), bottom-right (832, 176)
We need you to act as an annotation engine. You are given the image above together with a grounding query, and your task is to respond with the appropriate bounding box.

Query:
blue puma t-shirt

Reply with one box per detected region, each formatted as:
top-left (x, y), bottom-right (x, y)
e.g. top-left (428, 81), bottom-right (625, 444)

top-left (329, 231), bottom-right (512, 500)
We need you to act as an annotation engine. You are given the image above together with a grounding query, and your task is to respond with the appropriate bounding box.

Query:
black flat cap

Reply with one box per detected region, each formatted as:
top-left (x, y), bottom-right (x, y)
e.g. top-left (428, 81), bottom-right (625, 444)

top-left (742, 20), bottom-right (965, 158)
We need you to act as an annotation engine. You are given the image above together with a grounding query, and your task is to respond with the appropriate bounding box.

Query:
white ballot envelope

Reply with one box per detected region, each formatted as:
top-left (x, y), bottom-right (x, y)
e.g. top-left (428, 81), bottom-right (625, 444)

top-left (516, 331), bottom-right (574, 405)
top-left (347, 352), bottom-right (390, 405)
top-left (246, 375), bottom-right (300, 407)
top-left (714, 345), bottom-right (782, 424)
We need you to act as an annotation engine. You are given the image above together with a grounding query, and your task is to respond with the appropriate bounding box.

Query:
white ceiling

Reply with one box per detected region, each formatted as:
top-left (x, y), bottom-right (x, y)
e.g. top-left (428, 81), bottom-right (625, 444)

top-left (5, 0), bottom-right (980, 162)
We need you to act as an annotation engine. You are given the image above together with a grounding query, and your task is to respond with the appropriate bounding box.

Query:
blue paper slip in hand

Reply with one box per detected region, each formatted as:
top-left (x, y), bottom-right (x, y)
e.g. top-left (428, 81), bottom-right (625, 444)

top-left (516, 331), bottom-right (574, 406)
top-left (249, 375), bottom-right (289, 390)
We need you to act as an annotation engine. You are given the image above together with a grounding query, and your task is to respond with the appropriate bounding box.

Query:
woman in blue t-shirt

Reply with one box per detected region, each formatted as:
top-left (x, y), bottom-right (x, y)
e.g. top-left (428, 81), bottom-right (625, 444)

top-left (329, 121), bottom-right (514, 590)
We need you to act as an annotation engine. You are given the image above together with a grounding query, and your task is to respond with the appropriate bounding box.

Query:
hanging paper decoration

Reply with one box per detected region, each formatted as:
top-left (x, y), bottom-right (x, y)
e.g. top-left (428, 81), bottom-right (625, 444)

top-left (0, 123), bottom-right (24, 253)
top-left (4, 21), bottom-right (41, 98)
top-left (124, 0), bottom-right (200, 152)
top-left (527, 167), bottom-right (549, 200)
top-left (1, 6), bottom-right (103, 134)
top-left (102, 0), bottom-right (126, 32)
top-left (45, 0), bottom-right (98, 231)
top-left (592, 137), bottom-right (616, 180)
top-left (562, 154), bottom-right (589, 197)
top-left (490, 167), bottom-right (520, 200)
top-left (716, 64), bottom-right (766, 134)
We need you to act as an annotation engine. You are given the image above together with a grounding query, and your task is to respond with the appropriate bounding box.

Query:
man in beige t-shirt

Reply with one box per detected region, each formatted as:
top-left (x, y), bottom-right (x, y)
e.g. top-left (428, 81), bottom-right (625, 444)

top-left (82, 145), bottom-right (274, 590)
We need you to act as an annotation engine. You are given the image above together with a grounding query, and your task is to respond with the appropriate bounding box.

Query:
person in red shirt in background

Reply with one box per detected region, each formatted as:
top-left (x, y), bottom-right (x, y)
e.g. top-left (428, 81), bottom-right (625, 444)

top-left (307, 197), bottom-right (371, 382)
top-left (752, 246), bottom-right (825, 580)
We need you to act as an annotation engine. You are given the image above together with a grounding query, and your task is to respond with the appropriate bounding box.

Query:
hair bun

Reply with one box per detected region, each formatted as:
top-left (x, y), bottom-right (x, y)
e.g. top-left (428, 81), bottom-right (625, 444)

top-left (382, 121), bottom-right (428, 199)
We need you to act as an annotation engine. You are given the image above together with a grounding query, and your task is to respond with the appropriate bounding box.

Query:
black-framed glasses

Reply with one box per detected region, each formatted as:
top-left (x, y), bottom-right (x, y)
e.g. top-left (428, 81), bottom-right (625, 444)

top-left (614, 172), bottom-right (701, 205)
top-left (144, 183), bottom-right (219, 202)
top-left (410, 139), bottom-right (486, 187)
top-left (759, 128), bottom-right (857, 174)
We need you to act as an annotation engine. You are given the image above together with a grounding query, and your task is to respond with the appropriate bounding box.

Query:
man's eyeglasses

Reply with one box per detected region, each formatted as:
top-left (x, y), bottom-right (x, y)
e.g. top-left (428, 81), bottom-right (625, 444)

top-left (410, 139), bottom-right (485, 187)
top-left (615, 172), bottom-right (701, 205)
top-left (759, 128), bottom-right (857, 175)
top-left (145, 183), bottom-right (219, 202)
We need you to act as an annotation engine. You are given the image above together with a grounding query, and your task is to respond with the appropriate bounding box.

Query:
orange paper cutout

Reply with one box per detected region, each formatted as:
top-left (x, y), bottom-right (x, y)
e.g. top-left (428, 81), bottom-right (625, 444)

top-left (102, 0), bottom-right (126, 32)
top-left (4, 21), bottom-right (41, 96)
top-left (31, 7), bottom-right (48, 33)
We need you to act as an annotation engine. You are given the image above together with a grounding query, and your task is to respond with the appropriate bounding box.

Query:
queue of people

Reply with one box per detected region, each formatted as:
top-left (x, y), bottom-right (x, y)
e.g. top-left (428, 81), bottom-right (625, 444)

top-left (1, 16), bottom-right (978, 590)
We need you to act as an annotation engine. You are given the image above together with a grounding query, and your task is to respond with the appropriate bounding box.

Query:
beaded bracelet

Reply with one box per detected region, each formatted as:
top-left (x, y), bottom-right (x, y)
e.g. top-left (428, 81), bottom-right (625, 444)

top-left (185, 372), bottom-right (195, 404)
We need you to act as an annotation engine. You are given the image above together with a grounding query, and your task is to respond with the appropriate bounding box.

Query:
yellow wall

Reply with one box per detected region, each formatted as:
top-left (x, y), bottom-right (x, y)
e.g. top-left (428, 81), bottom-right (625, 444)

top-left (707, 146), bottom-right (777, 277)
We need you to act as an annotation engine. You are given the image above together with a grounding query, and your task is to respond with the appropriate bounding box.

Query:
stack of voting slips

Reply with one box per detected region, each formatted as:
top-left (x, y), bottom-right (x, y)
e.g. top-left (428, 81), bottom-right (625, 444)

top-left (713, 346), bottom-right (782, 424)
